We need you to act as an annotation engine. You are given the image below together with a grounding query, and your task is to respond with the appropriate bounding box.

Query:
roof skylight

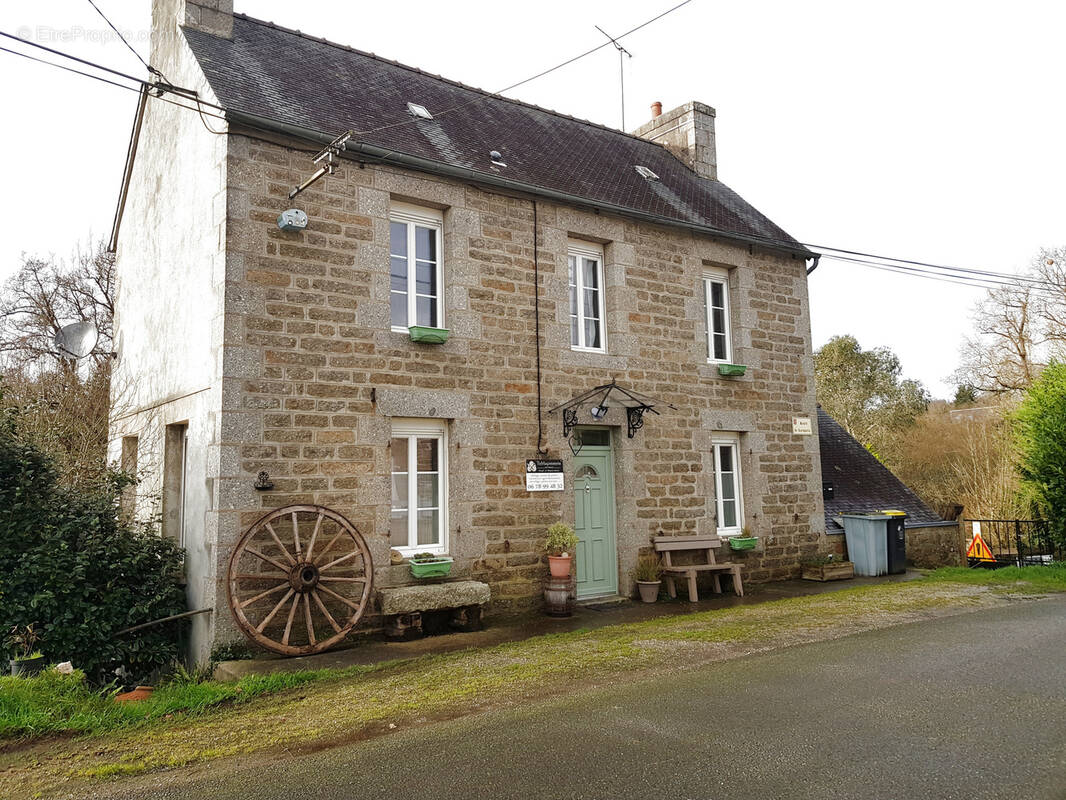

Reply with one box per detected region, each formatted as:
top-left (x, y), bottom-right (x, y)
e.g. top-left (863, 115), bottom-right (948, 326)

top-left (407, 102), bottom-right (433, 119)
top-left (634, 165), bottom-right (660, 181)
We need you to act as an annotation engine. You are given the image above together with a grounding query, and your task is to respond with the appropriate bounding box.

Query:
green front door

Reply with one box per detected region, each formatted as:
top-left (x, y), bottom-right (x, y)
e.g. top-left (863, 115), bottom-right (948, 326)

top-left (573, 438), bottom-right (617, 598)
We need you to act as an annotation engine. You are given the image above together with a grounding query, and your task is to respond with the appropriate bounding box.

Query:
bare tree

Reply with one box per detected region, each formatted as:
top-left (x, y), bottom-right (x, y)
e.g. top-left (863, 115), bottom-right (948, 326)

top-left (0, 242), bottom-right (116, 488)
top-left (955, 284), bottom-right (1043, 394)
top-left (0, 244), bottom-right (114, 371)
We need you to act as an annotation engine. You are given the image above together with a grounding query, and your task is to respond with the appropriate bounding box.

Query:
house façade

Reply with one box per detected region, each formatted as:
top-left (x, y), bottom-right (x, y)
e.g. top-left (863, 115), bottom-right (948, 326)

top-left (109, 0), bottom-right (827, 661)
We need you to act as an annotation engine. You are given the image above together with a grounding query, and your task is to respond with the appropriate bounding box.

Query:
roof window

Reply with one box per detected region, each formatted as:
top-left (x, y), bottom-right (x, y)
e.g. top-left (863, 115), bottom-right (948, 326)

top-left (407, 102), bottom-right (433, 119)
top-left (634, 165), bottom-right (660, 181)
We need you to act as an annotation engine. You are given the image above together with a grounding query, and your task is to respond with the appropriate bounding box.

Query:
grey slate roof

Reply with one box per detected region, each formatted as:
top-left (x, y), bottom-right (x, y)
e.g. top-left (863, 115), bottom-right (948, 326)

top-left (818, 407), bottom-right (945, 532)
top-left (183, 15), bottom-right (806, 253)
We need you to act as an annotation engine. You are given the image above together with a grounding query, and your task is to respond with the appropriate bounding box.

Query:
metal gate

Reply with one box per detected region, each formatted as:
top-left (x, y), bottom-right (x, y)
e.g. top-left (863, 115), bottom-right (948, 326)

top-left (964, 519), bottom-right (1065, 567)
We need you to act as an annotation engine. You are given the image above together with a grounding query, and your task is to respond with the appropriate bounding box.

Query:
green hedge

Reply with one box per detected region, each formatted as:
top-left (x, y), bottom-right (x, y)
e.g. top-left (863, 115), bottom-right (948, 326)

top-left (0, 408), bottom-right (187, 682)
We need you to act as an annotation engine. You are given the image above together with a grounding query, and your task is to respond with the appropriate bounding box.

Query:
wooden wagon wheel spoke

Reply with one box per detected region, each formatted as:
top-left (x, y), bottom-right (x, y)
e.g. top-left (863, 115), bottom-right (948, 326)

top-left (281, 594), bottom-right (300, 647)
top-left (240, 582), bottom-right (290, 609)
top-left (257, 588), bottom-right (295, 633)
top-left (264, 522), bottom-right (297, 566)
top-left (305, 512), bottom-right (325, 562)
top-left (302, 593), bottom-right (316, 647)
top-left (291, 511), bottom-right (302, 558)
top-left (313, 530), bottom-right (345, 566)
top-left (311, 590), bottom-right (342, 633)
top-left (317, 583), bottom-right (363, 611)
top-left (233, 573), bottom-right (287, 581)
top-left (246, 546), bottom-right (291, 574)
top-left (320, 549), bottom-right (361, 572)
top-left (227, 505), bottom-right (374, 657)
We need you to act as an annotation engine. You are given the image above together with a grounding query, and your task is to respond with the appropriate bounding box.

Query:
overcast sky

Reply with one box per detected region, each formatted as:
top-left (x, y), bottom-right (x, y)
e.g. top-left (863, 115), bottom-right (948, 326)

top-left (3, 0), bottom-right (1064, 397)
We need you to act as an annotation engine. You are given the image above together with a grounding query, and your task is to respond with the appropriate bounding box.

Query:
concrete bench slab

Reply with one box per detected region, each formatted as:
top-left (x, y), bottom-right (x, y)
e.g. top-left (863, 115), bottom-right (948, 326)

top-left (378, 580), bottom-right (491, 616)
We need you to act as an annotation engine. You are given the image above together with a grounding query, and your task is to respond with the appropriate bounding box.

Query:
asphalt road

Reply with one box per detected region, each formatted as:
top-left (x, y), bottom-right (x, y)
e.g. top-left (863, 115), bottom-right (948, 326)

top-left (107, 596), bottom-right (1066, 800)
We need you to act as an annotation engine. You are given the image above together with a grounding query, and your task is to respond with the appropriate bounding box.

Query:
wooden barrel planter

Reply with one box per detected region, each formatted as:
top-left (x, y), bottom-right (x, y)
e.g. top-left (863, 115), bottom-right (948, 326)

top-left (543, 576), bottom-right (575, 617)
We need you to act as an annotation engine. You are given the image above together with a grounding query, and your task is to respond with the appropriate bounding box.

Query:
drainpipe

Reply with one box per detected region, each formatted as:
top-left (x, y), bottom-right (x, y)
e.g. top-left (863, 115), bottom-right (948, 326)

top-left (806, 255), bottom-right (821, 275)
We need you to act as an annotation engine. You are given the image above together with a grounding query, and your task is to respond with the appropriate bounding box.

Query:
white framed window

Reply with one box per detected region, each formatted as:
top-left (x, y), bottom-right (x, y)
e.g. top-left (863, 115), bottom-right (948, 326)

top-left (390, 418), bottom-right (448, 554)
top-left (712, 434), bottom-right (744, 537)
top-left (389, 203), bottom-right (443, 331)
top-left (568, 240), bottom-right (606, 352)
top-left (704, 268), bottom-right (732, 363)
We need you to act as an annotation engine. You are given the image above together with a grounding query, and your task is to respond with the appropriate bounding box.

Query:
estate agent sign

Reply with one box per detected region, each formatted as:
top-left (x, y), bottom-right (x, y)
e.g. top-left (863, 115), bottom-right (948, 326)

top-left (525, 459), bottom-right (564, 492)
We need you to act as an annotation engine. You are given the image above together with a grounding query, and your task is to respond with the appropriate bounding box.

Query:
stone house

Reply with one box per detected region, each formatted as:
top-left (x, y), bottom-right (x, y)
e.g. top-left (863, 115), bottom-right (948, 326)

top-left (110, 0), bottom-right (827, 661)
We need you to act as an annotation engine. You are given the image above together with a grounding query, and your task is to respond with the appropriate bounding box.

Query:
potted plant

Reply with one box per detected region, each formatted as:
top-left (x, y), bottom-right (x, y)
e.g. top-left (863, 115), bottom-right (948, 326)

top-left (630, 555), bottom-right (663, 603)
top-left (801, 554), bottom-right (855, 582)
top-left (409, 552), bottom-right (454, 579)
top-left (728, 526), bottom-right (759, 552)
top-left (6, 624), bottom-right (45, 677)
top-left (544, 523), bottom-right (579, 577)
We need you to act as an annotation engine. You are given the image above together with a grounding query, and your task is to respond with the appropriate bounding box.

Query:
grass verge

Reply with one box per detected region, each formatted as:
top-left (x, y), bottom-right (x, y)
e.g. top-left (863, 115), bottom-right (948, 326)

top-left (1, 567), bottom-right (1062, 798)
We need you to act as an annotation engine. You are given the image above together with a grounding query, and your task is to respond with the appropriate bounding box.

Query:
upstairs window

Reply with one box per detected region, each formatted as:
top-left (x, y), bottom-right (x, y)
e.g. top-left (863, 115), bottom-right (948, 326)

top-left (390, 419), bottom-right (448, 554)
top-left (704, 268), bottom-right (732, 363)
top-left (390, 204), bottom-right (443, 331)
top-left (568, 241), bottom-right (606, 352)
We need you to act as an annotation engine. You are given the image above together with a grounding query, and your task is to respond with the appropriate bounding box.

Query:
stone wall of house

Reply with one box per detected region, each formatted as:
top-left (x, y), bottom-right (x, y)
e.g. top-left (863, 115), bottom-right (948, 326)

top-left (906, 523), bottom-right (965, 568)
top-left (108, 7), bottom-right (229, 663)
top-left (206, 130), bottom-right (825, 639)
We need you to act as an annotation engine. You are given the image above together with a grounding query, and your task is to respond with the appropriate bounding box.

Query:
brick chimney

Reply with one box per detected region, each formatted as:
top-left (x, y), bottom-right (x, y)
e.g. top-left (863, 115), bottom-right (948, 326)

top-left (632, 101), bottom-right (717, 181)
top-left (151, 0), bottom-right (232, 67)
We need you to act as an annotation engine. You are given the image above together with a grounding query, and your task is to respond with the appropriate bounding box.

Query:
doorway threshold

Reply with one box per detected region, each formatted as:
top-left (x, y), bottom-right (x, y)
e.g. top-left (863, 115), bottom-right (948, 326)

top-left (576, 594), bottom-right (630, 611)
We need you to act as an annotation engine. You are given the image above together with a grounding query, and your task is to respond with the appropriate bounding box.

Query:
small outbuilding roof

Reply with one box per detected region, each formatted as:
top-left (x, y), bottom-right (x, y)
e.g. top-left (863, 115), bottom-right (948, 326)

top-left (818, 407), bottom-right (946, 532)
top-left (183, 15), bottom-right (809, 256)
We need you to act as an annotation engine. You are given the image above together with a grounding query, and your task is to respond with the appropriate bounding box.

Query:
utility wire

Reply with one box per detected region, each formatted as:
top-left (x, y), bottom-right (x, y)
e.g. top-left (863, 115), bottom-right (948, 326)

top-left (84, 0), bottom-right (164, 79)
top-left (0, 21), bottom-right (1054, 297)
top-left (0, 29), bottom-right (227, 113)
top-left (0, 44), bottom-right (227, 123)
top-left (259, 0), bottom-right (696, 140)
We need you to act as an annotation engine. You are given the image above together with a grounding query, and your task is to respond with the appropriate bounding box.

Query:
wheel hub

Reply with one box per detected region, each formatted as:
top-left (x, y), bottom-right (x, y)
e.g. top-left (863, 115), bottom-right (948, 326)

top-left (289, 561), bottom-right (321, 593)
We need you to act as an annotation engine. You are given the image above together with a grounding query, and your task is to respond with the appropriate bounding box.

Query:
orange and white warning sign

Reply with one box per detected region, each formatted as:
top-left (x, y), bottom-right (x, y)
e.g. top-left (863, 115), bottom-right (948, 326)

top-left (967, 532), bottom-right (995, 562)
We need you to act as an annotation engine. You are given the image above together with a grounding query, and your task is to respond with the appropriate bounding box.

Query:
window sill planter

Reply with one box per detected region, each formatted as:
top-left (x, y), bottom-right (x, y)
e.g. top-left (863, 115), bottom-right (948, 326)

top-left (409, 555), bottom-right (454, 579)
top-left (408, 326), bottom-right (450, 344)
top-left (728, 536), bottom-right (759, 552)
top-left (802, 561), bottom-right (855, 582)
top-left (717, 363), bottom-right (747, 377)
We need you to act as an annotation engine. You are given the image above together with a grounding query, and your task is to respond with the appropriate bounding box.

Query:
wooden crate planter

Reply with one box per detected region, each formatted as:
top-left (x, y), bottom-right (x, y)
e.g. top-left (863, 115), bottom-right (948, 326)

top-left (802, 561), bottom-right (855, 582)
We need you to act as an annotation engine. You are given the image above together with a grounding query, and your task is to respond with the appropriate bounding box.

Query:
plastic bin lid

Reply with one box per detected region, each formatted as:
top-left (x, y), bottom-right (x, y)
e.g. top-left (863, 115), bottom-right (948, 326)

top-left (879, 510), bottom-right (907, 516)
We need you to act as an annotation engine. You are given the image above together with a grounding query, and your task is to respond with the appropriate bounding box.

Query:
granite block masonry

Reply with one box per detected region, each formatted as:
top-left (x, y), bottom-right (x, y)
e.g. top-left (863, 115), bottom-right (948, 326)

top-left (108, 0), bottom-right (826, 662)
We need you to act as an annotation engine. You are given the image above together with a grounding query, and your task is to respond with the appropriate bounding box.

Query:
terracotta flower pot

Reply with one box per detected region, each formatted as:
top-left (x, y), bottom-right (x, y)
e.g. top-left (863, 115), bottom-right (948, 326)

top-left (636, 580), bottom-right (661, 603)
top-left (548, 554), bottom-right (572, 577)
top-left (115, 685), bottom-right (154, 703)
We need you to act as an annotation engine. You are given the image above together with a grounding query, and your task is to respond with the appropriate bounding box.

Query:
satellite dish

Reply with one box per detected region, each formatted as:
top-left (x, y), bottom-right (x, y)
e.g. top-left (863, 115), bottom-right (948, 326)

top-left (54, 321), bottom-right (99, 360)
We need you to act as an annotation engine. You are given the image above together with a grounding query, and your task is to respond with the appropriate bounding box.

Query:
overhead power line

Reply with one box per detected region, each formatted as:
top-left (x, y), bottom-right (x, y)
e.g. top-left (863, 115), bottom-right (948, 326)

top-left (0, 18), bottom-right (1055, 299)
top-left (84, 0), bottom-right (164, 79)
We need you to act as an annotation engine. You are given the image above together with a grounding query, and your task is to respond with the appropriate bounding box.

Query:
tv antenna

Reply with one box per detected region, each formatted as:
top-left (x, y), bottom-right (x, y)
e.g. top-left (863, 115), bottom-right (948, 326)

top-left (54, 321), bottom-right (99, 360)
top-left (595, 25), bottom-right (633, 130)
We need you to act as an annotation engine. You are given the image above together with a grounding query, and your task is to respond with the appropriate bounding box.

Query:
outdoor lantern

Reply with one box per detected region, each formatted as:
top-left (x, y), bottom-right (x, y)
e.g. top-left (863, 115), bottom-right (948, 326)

top-left (590, 404), bottom-right (608, 420)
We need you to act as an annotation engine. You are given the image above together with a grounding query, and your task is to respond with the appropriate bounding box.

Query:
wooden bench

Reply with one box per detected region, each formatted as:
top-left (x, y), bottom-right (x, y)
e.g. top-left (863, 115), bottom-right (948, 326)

top-left (652, 535), bottom-right (744, 602)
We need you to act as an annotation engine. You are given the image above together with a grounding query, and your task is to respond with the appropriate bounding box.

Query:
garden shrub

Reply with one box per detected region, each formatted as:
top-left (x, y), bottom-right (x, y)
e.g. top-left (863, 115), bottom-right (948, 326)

top-left (0, 406), bottom-right (186, 683)
top-left (1015, 361), bottom-right (1066, 548)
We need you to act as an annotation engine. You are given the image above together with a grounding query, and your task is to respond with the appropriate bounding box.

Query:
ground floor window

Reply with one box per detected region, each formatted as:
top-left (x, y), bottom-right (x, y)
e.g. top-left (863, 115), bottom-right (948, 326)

top-left (712, 434), bottom-right (743, 536)
top-left (390, 418), bottom-right (447, 554)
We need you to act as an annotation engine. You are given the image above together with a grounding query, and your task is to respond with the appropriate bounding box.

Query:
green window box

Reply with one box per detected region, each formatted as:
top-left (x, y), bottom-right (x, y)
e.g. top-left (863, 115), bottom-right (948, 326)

top-left (409, 556), bottom-right (454, 579)
top-left (409, 326), bottom-right (450, 344)
top-left (728, 536), bottom-right (759, 551)
top-left (717, 363), bottom-right (747, 377)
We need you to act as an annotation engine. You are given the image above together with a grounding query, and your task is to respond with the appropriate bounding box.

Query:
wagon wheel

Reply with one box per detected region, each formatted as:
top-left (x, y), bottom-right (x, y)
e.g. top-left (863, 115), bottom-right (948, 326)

top-left (227, 504), bottom-right (373, 656)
